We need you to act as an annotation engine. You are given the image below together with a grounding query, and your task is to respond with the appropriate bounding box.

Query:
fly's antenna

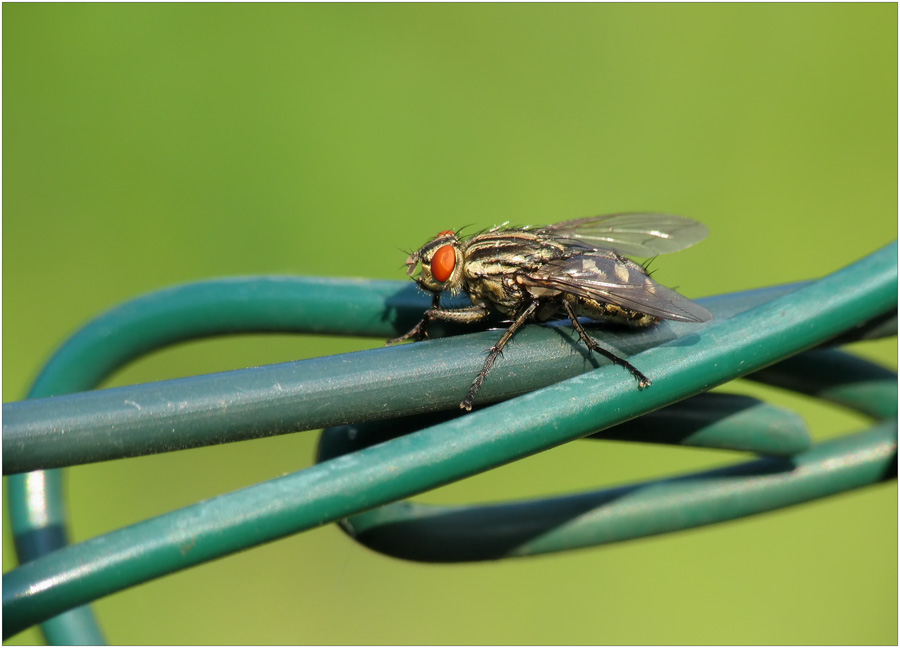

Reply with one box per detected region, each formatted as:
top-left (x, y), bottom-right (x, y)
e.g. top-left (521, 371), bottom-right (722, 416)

top-left (396, 247), bottom-right (413, 270)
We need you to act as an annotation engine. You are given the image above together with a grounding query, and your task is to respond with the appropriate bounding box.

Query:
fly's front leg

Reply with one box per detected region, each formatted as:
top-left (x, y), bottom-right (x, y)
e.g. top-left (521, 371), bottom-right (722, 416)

top-left (387, 298), bottom-right (490, 345)
top-left (461, 301), bottom-right (538, 411)
top-left (388, 294), bottom-right (439, 345)
top-left (563, 300), bottom-right (651, 388)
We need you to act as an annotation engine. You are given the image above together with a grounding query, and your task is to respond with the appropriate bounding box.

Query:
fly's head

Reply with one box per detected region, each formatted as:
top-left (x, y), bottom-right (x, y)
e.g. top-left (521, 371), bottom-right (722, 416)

top-left (405, 230), bottom-right (465, 295)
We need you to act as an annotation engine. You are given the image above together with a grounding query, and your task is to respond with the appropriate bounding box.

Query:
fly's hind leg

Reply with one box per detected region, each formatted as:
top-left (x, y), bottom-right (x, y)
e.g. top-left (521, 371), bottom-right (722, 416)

top-left (461, 301), bottom-right (538, 411)
top-left (563, 300), bottom-right (651, 389)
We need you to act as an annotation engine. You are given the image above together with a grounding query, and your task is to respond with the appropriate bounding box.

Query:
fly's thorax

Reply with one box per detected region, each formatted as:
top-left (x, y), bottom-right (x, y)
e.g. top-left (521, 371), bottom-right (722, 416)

top-left (459, 230), bottom-right (568, 314)
top-left (465, 275), bottom-right (524, 315)
top-left (462, 229), bottom-right (571, 280)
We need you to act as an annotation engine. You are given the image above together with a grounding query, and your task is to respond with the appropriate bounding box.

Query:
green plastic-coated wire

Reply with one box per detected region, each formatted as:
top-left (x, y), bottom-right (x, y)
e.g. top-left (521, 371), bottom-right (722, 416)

top-left (326, 422), bottom-right (896, 562)
top-left (4, 283), bottom-right (808, 475)
top-left (5, 277), bottom-right (425, 644)
top-left (3, 243), bottom-right (896, 641)
top-left (317, 348), bottom-right (895, 562)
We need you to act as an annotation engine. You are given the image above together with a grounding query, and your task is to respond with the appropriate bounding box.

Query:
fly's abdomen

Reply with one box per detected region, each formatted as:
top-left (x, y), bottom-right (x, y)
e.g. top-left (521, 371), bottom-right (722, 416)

top-left (567, 295), bottom-right (659, 328)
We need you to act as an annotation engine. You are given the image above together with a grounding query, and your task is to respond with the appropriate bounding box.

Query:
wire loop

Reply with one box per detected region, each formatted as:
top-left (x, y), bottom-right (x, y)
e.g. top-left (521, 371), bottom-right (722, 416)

top-left (3, 243), bottom-right (897, 642)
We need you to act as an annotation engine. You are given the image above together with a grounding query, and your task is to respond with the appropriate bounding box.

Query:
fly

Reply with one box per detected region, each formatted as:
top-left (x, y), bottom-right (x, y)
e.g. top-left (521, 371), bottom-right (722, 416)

top-left (390, 212), bottom-right (713, 411)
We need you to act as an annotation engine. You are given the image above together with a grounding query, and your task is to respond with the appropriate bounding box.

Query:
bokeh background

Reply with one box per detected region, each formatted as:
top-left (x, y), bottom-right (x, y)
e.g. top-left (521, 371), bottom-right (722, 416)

top-left (3, 4), bottom-right (897, 645)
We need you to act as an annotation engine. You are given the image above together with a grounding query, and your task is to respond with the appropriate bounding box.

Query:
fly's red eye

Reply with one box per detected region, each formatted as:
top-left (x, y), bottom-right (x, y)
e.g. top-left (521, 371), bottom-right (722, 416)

top-left (431, 245), bottom-right (456, 282)
top-left (438, 230), bottom-right (454, 237)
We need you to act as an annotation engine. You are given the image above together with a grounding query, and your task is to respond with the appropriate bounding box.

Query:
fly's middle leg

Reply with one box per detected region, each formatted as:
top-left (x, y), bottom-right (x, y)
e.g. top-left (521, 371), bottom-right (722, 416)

top-left (563, 300), bottom-right (651, 388)
top-left (461, 300), bottom-right (538, 411)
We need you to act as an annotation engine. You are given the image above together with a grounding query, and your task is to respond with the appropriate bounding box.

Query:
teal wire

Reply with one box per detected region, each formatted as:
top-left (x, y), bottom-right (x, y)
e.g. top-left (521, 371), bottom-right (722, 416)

top-left (3, 280), bottom-right (812, 643)
top-left (317, 348), bottom-right (895, 562)
top-left (4, 283), bottom-right (817, 474)
top-left (3, 242), bottom-right (896, 639)
top-left (329, 422), bottom-right (896, 562)
top-left (7, 277), bottom-right (418, 644)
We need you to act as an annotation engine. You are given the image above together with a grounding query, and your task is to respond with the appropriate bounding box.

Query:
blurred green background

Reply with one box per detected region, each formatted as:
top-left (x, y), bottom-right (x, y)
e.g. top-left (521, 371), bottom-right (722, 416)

top-left (3, 4), bottom-right (897, 645)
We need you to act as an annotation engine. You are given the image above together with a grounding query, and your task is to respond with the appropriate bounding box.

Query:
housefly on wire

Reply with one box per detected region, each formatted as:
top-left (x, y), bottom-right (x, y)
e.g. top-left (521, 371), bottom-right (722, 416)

top-left (389, 213), bottom-right (713, 411)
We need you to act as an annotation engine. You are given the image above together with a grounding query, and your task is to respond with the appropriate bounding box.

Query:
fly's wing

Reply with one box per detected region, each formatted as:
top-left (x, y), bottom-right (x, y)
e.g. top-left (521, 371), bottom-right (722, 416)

top-left (520, 253), bottom-right (713, 323)
top-left (541, 213), bottom-right (708, 258)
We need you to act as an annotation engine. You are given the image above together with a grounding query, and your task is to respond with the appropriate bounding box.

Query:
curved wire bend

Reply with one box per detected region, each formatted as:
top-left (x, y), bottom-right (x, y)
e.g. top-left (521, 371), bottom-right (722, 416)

top-left (3, 243), bottom-right (898, 642)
